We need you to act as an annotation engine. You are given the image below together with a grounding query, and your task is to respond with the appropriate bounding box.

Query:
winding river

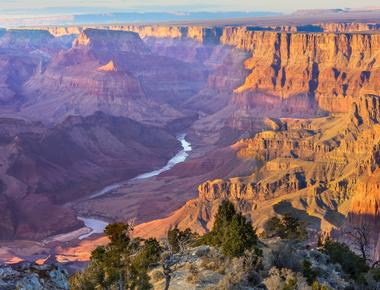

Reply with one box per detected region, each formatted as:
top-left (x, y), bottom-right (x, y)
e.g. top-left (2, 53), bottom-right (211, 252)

top-left (78, 133), bottom-right (192, 239)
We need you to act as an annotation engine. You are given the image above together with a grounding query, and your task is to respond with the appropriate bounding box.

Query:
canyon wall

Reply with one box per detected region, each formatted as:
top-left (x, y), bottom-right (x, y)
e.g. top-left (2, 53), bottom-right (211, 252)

top-left (136, 95), bottom-right (380, 259)
top-left (23, 24), bottom-right (379, 119)
top-left (72, 28), bottom-right (146, 52)
top-left (38, 22), bottom-right (380, 38)
top-left (87, 26), bottom-right (380, 115)
top-left (227, 30), bottom-right (380, 114)
top-left (318, 22), bottom-right (380, 33)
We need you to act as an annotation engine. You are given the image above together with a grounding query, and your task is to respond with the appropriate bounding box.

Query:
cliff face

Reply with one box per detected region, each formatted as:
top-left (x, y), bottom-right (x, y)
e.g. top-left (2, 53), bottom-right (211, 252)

top-left (123, 26), bottom-right (380, 116)
top-left (29, 25), bottom-right (380, 119)
top-left (92, 25), bottom-right (380, 145)
top-left (136, 95), bottom-right (380, 248)
top-left (39, 22), bottom-right (380, 38)
top-left (221, 29), bottom-right (380, 113)
top-left (348, 171), bottom-right (380, 224)
top-left (0, 29), bottom-right (54, 49)
top-left (318, 22), bottom-right (380, 33)
top-left (72, 28), bottom-right (146, 53)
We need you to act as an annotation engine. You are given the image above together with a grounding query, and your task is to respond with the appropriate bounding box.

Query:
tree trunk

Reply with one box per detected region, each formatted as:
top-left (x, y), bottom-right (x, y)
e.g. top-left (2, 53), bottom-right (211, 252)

top-left (119, 270), bottom-right (125, 290)
top-left (164, 275), bottom-right (171, 290)
top-left (163, 265), bottom-right (171, 290)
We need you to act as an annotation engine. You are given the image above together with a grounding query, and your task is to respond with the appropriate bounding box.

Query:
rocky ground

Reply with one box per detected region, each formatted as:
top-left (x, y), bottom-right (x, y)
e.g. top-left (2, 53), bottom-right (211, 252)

top-left (0, 262), bottom-right (69, 290)
top-left (2, 239), bottom-right (348, 290)
top-left (148, 241), bottom-right (351, 289)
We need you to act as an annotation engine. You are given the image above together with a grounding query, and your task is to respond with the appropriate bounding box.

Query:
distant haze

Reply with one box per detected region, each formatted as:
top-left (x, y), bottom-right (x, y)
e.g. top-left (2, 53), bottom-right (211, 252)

top-left (1, 0), bottom-right (380, 15)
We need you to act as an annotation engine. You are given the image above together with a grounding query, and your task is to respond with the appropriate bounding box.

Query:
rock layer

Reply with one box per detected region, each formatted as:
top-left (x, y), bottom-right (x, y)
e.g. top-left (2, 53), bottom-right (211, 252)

top-left (135, 95), bottom-right (380, 259)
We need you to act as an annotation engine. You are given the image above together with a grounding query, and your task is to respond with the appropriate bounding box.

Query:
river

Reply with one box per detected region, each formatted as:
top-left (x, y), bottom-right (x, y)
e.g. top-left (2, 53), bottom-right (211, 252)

top-left (77, 133), bottom-right (192, 239)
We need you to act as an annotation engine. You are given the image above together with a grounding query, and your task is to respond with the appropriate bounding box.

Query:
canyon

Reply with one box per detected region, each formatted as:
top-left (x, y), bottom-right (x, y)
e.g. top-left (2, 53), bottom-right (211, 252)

top-left (0, 16), bottom-right (380, 264)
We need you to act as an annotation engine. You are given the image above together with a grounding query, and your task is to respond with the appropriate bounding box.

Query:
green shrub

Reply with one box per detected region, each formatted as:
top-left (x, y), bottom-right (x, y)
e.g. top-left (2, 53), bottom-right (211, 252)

top-left (70, 222), bottom-right (162, 290)
top-left (283, 278), bottom-right (297, 290)
top-left (200, 200), bottom-right (258, 257)
top-left (167, 227), bottom-right (196, 253)
top-left (312, 280), bottom-right (330, 290)
top-left (271, 244), bottom-right (303, 272)
top-left (322, 237), bottom-right (369, 281)
top-left (265, 214), bottom-right (306, 240)
top-left (135, 238), bottom-right (162, 269)
top-left (370, 268), bottom-right (380, 282)
top-left (303, 259), bottom-right (318, 285)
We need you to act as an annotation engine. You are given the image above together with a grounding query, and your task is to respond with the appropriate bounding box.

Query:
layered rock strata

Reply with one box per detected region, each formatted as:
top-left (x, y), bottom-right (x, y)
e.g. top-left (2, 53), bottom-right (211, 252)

top-left (135, 95), bottom-right (380, 254)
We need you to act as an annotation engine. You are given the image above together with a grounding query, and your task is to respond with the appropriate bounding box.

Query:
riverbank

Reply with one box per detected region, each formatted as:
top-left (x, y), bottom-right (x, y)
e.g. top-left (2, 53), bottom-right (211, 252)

top-left (77, 134), bottom-right (192, 240)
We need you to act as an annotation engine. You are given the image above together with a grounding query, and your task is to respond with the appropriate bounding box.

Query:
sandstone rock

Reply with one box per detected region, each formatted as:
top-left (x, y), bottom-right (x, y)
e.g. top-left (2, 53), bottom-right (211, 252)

top-left (0, 29), bottom-right (54, 50)
top-left (0, 263), bottom-right (69, 290)
top-left (72, 28), bottom-right (146, 53)
top-left (136, 95), bottom-right (380, 259)
top-left (97, 60), bottom-right (118, 72)
top-left (226, 30), bottom-right (380, 114)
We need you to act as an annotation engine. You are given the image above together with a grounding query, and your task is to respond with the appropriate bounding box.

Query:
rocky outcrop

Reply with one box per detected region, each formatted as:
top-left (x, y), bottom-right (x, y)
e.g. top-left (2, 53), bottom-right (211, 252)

top-left (0, 262), bottom-right (69, 290)
top-left (18, 28), bottom-right (225, 125)
top-left (224, 30), bottom-right (380, 114)
top-left (198, 169), bottom-right (307, 202)
top-left (136, 95), bottom-right (380, 246)
top-left (123, 26), bottom-right (380, 117)
top-left (348, 170), bottom-right (380, 224)
top-left (318, 22), bottom-right (380, 33)
top-left (0, 29), bottom-right (54, 49)
top-left (43, 26), bottom-right (82, 36)
top-left (15, 26), bottom-right (380, 124)
top-left (353, 94), bottom-right (380, 125)
top-left (72, 28), bottom-right (146, 53)
top-left (97, 60), bottom-right (118, 72)
top-left (38, 22), bottom-right (380, 39)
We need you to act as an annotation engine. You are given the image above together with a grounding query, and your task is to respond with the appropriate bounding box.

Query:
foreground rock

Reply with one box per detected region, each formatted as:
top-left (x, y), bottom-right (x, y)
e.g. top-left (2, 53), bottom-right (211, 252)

top-left (0, 262), bottom-right (69, 290)
top-left (148, 242), bottom-right (349, 289)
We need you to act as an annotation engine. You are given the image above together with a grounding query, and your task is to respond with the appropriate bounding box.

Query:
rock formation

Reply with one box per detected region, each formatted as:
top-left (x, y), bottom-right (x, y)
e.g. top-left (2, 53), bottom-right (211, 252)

top-left (0, 262), bottom-right (69, 289)
top-left (229, 30), bottom-right (380, 114)
top-left (58, 25), bottom-right (379, 145)
top-left (72, 28), bottom-right (146, 53)
top-left (0, 29), bottom-right (54, 49)
top-left (0, 112), bottom-right (180, 240)
top-left (97, 60), bottom-right (118, 72)
top-left (135, 94), bottom-right (380, 260)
